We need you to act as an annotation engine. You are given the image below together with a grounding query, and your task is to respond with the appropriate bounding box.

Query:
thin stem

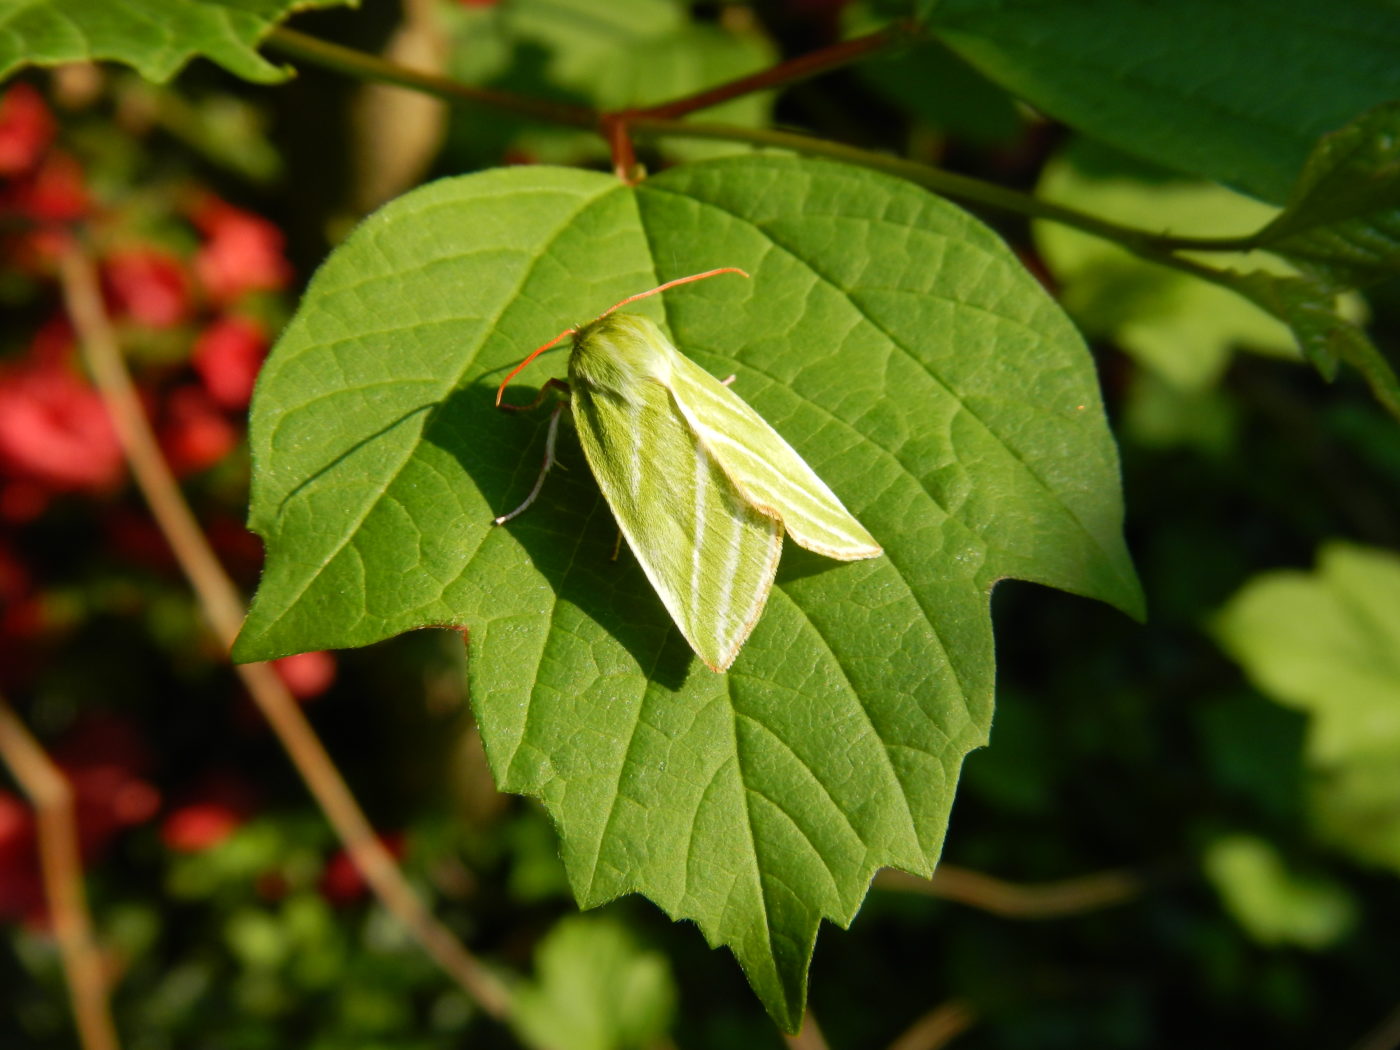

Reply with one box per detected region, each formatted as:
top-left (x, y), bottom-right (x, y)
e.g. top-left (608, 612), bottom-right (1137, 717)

top-left (1139, 231), bottom-right (1262, 253)
top-left (263, 25), bottom-right (1280, 266)
top-left (264, 28), bottom-right (1277, 258)
top-left (886, 1000), bottom-right (977, 1050)
top-left (875, 864), bottom-right (1142, 919)
top-left (630, 116), bottom-right (1289, 290)
top-left (602, 113), bottom-right (640, 183)
top-left (783, 1011), bottom-right (832, 1050)
top-left (266, 27), bottom-right (597, 129)
top-left (628, 116), bottom-right (1172, 250)
top-left (0, 696), bottom-right (120, 1050)
top-left (56, 244), bottom-right (512, 1022)
top-left (639, 20), bottom-right (917, 121)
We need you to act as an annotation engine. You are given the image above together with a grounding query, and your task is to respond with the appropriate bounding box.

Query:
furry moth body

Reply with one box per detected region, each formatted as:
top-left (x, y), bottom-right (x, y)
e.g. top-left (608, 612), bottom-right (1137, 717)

top-left (495, 270), bottom-right (881, 672)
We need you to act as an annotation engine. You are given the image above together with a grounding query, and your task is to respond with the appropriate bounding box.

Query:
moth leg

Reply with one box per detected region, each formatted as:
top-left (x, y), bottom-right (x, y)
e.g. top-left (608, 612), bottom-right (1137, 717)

top-left (497, 376), bottom-right (570, 413)
top-left (719, 374), bottom-right (736, 387)
top-left (610, 529), bottom-right (623, 562)
top-left (494, 400), bottom-right (568, 525)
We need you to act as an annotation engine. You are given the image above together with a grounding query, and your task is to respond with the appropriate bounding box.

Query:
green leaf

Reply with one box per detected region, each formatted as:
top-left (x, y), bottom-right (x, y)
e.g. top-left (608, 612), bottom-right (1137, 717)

top-left (1120, 373), bottom-right (1236, 456)
top-left (512, 917), bottom-right (675, 1050)
top-left (233, 155), bottom-right (1141, 1028)
top-left (1034, 141), bottom-right (1296, 392)
top-left (1223, 269), bottom-right (1400, 421)
top-left (847, 3), bottom-right (1023, 145)
top-left (1215, 543), bottom-right (1400, 873)
top-left (0, 0), bottom-right (352, 84)
top-left (1203, 834), bottom-right (1355, 950)
top-left (445, 0), bottom-right (775, 165)
top-left (1256, 103), bottom-right (1400, 288)
top-left (927, 0), bottom-right (1400, 203)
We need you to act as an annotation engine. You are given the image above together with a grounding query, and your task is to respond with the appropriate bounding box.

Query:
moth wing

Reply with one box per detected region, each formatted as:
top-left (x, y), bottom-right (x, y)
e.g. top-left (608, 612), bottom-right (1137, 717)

top-left (570, 375), bottom-right (783, 672)
top-left (664, 349), bottom-right (882, 560)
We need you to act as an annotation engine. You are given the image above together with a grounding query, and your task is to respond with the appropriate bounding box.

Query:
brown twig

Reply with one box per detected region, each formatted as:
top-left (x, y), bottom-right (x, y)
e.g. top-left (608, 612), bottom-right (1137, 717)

top-left (0, 696), bottom-right (120, 1050)
top-left (261, 25), bottom-right (1255, 261)
top-left (639, 21), bottom-right (916, 122)
top-left (56, 244), bottom-right (512, 1021)
top-left (875, 864), bottom-right (1142, 919)
top-left (886, 1000), bottom-right (977, 1050)
top-left (784, 1010), bottom-right (832, 1050)
top-left (601, 112), bottom-right (640, 184)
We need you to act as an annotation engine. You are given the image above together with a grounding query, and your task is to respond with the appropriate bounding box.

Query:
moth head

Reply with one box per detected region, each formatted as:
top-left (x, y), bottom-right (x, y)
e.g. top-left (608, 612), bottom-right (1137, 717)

top-left (495, 268), bottom-right (748, 407)
top-left (569, 313), bottom-right (673, 396)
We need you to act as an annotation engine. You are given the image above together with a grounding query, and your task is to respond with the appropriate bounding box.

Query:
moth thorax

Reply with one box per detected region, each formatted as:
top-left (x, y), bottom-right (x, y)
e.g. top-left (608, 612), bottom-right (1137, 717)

top-left (569, 312), bottom-right (672, 397)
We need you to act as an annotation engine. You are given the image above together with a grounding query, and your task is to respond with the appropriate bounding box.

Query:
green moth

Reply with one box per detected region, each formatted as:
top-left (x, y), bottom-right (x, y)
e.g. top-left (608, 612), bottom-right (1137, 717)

top-left (494, 269), bottom-right (882, 672)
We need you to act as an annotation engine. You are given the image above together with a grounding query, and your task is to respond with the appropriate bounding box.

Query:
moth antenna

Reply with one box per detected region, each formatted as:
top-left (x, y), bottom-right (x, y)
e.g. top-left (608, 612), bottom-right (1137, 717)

top-left (496, 327), bottom-right (577, 406)
top-left (497, 269), bottom-right (748, 406)
top-left (597, 267), bottom-right (749, 320)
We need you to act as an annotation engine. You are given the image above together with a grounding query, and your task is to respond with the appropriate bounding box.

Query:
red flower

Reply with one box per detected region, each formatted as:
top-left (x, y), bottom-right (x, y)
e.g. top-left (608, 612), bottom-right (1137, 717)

top-left (52, 716), bottom-right (160, 861)
top-left (104, 509), bottom-right (178, 573)
top-left (272, 650), bottom-right (337, 701)
top-left (161, 802), bottom-right (244, 852)
top-left (160, 772), bottom-right (257, 853)
top-left (0, 527), bottom-right (44, 690)
top-left (0, 714), bottom-right (161, 924)
top-left (0, 711), bottom-right (160, 924)
top-left (5, 150), bottom-right (88, 222)
top-left (0, 791), bottom-right (43, 924)
top-left (0, 480), bottom-right (51, 522)
top-left (192, 316), bottom-right (267, 409)
top-left (103, 247), bottom-right (192, 328)
top-left (0, 337), bottom-right (124, 493)
top-left (27, 314), bottom-right (75, 366)
top-left (0, 84), bottom-right (55, 176)
top-left (319, 831), bottom-right (405, 906)
top-left (157, 386), bottom-right (237, 475)
top-left (205, 515), bottom-right (264, 580)
top-left (0, 790), bottom-right (34, 871)
top-left (190, 198), bottom-right (291, 304)
top-left (1, 151), bottom-right (90, 270)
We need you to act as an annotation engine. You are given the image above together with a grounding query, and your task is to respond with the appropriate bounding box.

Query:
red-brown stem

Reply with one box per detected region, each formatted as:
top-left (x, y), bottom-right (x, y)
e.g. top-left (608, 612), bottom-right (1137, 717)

top-left (0, 697), bottom-right (120, 1050)
top-left (55, 244), bottom-right (513, 1021)
top-left (601, 112), bottom-right (640, 183)
top-left (637, 21), bottom-right (916, 122)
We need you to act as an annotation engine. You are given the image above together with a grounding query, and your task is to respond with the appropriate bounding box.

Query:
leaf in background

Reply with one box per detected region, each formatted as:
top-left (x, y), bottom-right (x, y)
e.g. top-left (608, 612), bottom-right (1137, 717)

top-left (846, 3), bottom-right (1023, 146)
top-left (0, 0), bottom-right (352, 84)
top-left (926, 0), bottom-right (1400, 203)
top-left (1255, 103), bottom-right (1400, 289)
top-left (1034, 141), bottom-right (1295, 392)
top-left (1215, 543), bottom-right (1400, 873)
top-left (1119, 373), bottom-right (1236, 457)
top-left (347, 0), bottom-right (450, 215)
top-left (1224, 269), bottom-right (1400, 422)
top-left (232, 155), bottom-right (1141, 1028)
top-left (444, 0), bottom-right (774, 166)
top-left (590, 21), bottom-right (775, 163)
top-left (512, 916), bottom-right (675, 1050)
top-left (1203, 834), bottom-right (1356, 949)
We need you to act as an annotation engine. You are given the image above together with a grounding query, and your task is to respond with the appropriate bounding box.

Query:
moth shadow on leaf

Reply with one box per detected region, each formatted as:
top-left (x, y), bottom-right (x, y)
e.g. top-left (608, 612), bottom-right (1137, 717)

top-left (427, 382), bottom-right (694, 691)
top-left (774, 545), bottom-right (866, 588)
